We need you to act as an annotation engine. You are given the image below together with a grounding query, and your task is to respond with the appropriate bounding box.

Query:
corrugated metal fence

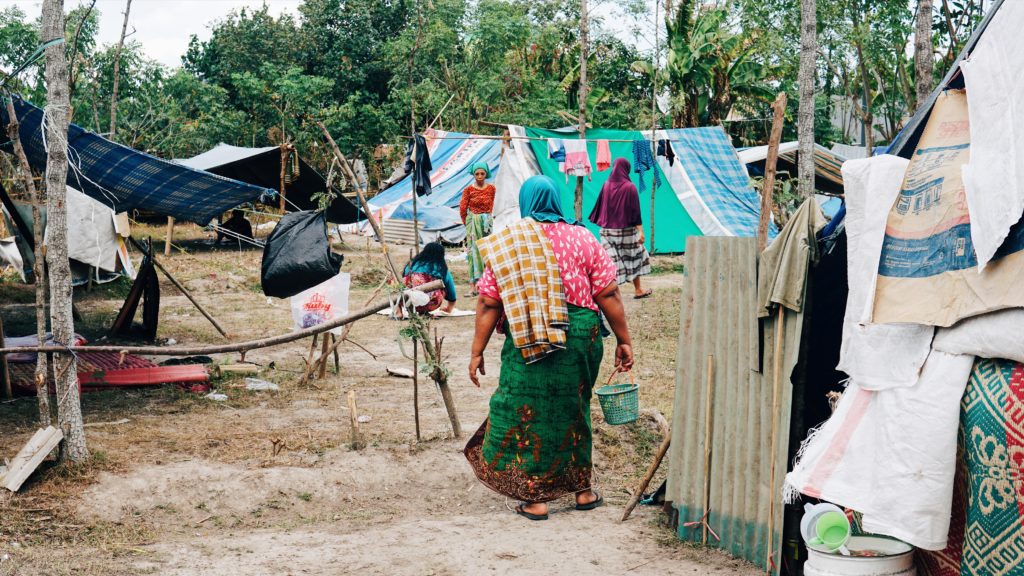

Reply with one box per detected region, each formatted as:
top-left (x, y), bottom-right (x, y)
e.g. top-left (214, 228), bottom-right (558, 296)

top-left (665, 236), bottom-right (803, 573)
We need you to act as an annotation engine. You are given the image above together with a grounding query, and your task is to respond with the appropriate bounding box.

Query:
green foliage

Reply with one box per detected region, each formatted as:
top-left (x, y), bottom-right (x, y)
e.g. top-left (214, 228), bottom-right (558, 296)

top-left (0, 0), bottom-right (995, 182)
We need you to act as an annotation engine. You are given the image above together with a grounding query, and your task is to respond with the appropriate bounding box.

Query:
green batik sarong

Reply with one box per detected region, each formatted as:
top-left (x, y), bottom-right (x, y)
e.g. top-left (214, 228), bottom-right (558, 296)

top-left (465, 211), bottom-right (492, 283)
top-left (465, 306), bottom-right (603, 502)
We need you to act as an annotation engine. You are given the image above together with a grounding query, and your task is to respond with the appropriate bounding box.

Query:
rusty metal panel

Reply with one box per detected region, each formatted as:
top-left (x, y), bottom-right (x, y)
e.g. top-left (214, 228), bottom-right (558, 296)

top-left (665, 236), bottom-right (801, 573)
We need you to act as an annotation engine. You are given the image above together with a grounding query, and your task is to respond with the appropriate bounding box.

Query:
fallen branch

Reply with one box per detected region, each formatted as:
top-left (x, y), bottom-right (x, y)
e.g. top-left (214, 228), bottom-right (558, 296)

top-left (0, 281), bottom-right (443, 357)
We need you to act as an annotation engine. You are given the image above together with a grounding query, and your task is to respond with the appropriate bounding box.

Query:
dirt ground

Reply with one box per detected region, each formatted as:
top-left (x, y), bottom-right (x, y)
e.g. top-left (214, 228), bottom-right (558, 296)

top-left (0, 222), bottom-right (760, 575)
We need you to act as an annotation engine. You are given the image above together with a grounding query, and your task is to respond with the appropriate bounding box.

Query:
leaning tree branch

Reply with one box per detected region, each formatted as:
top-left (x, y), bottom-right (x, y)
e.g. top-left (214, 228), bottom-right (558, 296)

top-left (0, 281), bottom-right (443, 357)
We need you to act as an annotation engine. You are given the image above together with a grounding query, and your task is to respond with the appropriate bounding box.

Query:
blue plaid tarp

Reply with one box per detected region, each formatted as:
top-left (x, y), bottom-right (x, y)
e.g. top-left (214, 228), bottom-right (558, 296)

top-left (666, 127), bottom-right (777, 239)
top-left (1, 96), bottom-right (276, 225)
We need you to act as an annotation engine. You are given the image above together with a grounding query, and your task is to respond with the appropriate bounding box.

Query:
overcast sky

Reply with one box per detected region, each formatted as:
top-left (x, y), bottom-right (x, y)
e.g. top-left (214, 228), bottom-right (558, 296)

top-left (1, 0), bottom-right (654, 69)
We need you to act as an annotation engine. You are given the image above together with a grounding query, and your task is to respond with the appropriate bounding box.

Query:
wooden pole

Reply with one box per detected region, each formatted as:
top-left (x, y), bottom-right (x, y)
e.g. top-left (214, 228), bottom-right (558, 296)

top-left (574, 0), bottom-right (589, 222)
top-left (0, 315), bottom-right (11, 399)
top-left (621, 433), bottom-right (670, 521)
top-left (0, 280), bottom-right (443, 357)
top-left (702, 354), bottom-right (714, 546)
top-left (4, 98), bottom-right (50, 425)
top-left (347, 390), bottom-right (362, 449)
top-left (129, 237), bottom-right (229, 338)
top-left (163, 216), bottom-right (174, 257)
top-left (758, 93), bottom-right (787, 253)
top-left (413, 335), bottom-right (421, 441)
top-left (108, 0), bottom-right (132, 139)
top-left (649, 0), bottom-right (659, 255)
top-left (766, 306), bottom-right (785, 572)
top-left (279, 144), bottom-right (288, 212)
top-left (331, 333), bottom-right (340, 374)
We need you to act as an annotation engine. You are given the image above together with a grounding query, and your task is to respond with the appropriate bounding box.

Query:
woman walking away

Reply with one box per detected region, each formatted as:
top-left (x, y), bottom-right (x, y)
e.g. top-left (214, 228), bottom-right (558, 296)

top-left (400, 242), bottom-right (457, 317)
top-left (465, 175), bottom-right (635, 521)
top-left (589, 158), bottom-right (653, 299)
top-left (460, 162), bottom-right (496, 295)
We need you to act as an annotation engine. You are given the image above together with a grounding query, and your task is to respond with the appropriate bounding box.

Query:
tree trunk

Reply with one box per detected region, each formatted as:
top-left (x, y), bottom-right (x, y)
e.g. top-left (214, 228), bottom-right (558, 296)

top-left (4, 97), bottom-right (50, 426)
top-left (914, 0), bottom-right (935, 109)
top-left (109, 0), bottom-right (132, 139)
top-left (42, 0), bottom-right (88, 463)
top-left (797, 0), bottom-right (817, 199)
top-left (575, 0), bottom-right (589, 222)
top-left (856, 41), bottom-right (874, 154)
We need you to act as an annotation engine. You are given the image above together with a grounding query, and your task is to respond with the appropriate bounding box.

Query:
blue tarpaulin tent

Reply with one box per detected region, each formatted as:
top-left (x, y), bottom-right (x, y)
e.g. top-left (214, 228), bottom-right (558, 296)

top-left (0, 96), bottom-right (276, 225)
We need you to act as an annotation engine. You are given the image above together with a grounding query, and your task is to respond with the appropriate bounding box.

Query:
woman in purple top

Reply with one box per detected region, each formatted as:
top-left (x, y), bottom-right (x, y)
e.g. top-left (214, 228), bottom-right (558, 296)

top-left (588, 158), bottom-right (653, 298)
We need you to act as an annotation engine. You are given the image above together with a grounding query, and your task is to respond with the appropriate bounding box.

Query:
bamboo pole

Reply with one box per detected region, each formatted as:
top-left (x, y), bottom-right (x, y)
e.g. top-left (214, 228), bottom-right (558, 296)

top-left (702, 354), bottom-right (714, 546)
top-left (129, 237), bottom-right (228, 338)
top-left (649, 0), bottom-right (660, 256)
top-left (0, 281), bottom-right (442, 357)
top-left (766, 306), bottom-right (785, 573)
top-left (574, 0), bottom-right (589, 221)
top-left (758, 93), bottom-right (787, 253)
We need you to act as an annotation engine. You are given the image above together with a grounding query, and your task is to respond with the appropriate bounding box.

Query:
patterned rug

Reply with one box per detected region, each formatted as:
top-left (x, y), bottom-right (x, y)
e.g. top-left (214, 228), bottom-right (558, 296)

top-left (919, 358), bottom-right (1024, 576)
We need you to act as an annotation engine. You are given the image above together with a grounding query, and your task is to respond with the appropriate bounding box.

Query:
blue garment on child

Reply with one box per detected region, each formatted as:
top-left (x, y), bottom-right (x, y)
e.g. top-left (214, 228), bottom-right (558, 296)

top-left (631, 139), bottom-right (662, 191)
top-left (405, 262), bottom-right (457, 302)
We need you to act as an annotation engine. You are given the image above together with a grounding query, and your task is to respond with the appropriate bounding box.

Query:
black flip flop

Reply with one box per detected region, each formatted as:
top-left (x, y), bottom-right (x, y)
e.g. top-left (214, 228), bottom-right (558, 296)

top-left (575, 491), bottom-right (604, 511)
top-left (515, 503), bottom-right (549, 521)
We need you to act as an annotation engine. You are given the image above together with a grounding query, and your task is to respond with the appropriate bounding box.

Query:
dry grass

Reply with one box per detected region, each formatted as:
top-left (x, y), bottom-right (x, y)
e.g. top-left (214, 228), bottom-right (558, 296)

top-left (0, 220), bottom-right (701, 574)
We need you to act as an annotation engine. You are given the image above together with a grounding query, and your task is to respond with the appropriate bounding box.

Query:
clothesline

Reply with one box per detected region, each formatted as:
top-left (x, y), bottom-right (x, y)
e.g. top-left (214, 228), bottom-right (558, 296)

top-left (399, 134), bottom-right (652, 144)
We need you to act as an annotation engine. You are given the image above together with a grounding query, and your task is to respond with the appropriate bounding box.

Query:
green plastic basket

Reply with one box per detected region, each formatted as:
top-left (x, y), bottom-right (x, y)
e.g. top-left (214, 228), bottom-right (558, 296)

top-left (596, 369), bottom-right (639, 425)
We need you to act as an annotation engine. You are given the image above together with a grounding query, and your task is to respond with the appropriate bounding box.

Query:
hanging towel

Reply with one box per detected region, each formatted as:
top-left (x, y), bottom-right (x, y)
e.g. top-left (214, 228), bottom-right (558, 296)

top-left (631, 139), bottom-right (661, 191)
top-left (595, 140), bottom-right (612, 171)
top-left (403, 134), bottom-right (433, 197)
top-left (656, 139), bottom-right (675, 166)
top-left (562, 139), bottom-right (592, 181)
top-left (547, 138), bottom-right (566, 163)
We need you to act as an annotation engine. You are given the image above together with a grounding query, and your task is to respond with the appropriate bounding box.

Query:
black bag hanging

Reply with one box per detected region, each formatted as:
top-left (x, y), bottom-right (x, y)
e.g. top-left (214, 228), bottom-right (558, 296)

top-left (261, 211), bottom-right (343, 298)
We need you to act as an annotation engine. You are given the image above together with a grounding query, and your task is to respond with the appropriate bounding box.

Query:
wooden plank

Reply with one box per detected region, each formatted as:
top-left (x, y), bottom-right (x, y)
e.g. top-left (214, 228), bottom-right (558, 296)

top-left (3, 426), bottom-right (63, 492)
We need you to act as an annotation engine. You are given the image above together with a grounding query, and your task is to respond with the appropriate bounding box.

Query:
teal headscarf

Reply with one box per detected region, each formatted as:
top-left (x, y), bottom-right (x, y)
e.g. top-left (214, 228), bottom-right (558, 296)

top-left (468, 161), bottom-right (491, 179)
top-left (518, 175), bottom-right (578, 225)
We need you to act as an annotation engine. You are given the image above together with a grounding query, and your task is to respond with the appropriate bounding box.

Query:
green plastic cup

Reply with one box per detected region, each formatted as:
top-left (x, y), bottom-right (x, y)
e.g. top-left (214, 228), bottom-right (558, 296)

top-left (815, 511), bottom-right (851, 550)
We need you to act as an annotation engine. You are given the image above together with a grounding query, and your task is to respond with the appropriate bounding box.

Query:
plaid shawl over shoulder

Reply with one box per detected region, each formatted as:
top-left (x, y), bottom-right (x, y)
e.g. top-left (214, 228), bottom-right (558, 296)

top-left (477, 219), bottom-right (568, 363)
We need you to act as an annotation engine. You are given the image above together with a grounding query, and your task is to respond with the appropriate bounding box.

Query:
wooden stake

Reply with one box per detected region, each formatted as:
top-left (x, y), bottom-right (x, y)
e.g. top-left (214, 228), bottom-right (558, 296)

top-left (331, 333), bottom-right (340, 374)
top-left (164, 216), bottom-right (174, 257)
top-left (279, 144), bottom-right (288, 212)
top-left (347, 390), bottom-right (362, 448)
top-left (306, 334), bottom-right (319, 372)
top-left (0, 315), bottom-right (10, 399)
top-left (621, 433), bottom-right (670, 521)
top-left (766, 306), bottom-right (785, 572)
top-left (758, 93), bottom-right (787, 253)
top-left (317, 333), bottom-right (330, 380)
top-left (129, 237), bottom-right (228, 338)
top-left (702, 354), bottom-right (714, 546)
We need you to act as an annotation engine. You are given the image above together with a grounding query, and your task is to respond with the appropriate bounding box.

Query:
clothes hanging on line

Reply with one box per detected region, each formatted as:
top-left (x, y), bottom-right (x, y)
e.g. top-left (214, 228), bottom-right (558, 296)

top-left (403, 134), bottom-right (433, 197)
top-left (656, 139), bottom-right (675, 166)
top-left (595, 140), bottom-right (612, 172)
top-left (561, 140), bottom-right (592, 181)
top-left (547, 138), bottom-right (566, 163)
top-left (632, 139), bottom-right (661, 191)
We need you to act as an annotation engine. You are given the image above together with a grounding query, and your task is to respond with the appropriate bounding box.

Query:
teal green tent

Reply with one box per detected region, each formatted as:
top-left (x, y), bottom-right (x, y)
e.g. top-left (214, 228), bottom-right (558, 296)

top-left (526, 127), bottom-right (702, 253)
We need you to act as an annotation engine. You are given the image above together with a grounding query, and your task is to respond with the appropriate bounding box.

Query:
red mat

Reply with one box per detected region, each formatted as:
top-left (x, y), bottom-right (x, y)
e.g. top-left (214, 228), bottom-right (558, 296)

top-left (8, 351), bottom-right (209, 394)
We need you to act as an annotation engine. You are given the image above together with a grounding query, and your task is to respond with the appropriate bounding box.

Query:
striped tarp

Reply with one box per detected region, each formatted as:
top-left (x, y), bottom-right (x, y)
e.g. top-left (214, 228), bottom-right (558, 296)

top-left (0, 96), bottom-right (276, 225)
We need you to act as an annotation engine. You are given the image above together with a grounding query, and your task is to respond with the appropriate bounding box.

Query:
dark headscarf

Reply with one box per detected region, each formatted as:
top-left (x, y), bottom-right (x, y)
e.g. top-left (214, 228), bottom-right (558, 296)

top-left (589, 157), bottom-right (642, 229)
top-left (406, 241), bottom-right (448, 279)
top-left (519, 175), bottom-right (578, 225)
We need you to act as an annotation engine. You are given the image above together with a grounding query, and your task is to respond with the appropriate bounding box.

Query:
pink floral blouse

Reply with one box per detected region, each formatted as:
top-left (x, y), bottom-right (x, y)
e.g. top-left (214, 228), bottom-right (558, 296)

top-left (476, 221), bottom-right (617, 311)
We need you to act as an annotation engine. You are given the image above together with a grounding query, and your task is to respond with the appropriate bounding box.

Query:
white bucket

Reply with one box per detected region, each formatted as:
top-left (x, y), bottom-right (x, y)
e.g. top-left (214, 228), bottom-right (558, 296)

top-left (805, 536), bottom-right (915, 576)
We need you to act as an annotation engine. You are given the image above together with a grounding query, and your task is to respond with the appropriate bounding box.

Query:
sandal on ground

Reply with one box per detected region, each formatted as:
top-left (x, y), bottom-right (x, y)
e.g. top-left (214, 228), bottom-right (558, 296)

top-left (575, 491), bottom-right (604, 511)
top-left (634, 289), bottom-right (654, 300)
top-left (515, 503), bottom-right (549, 521)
